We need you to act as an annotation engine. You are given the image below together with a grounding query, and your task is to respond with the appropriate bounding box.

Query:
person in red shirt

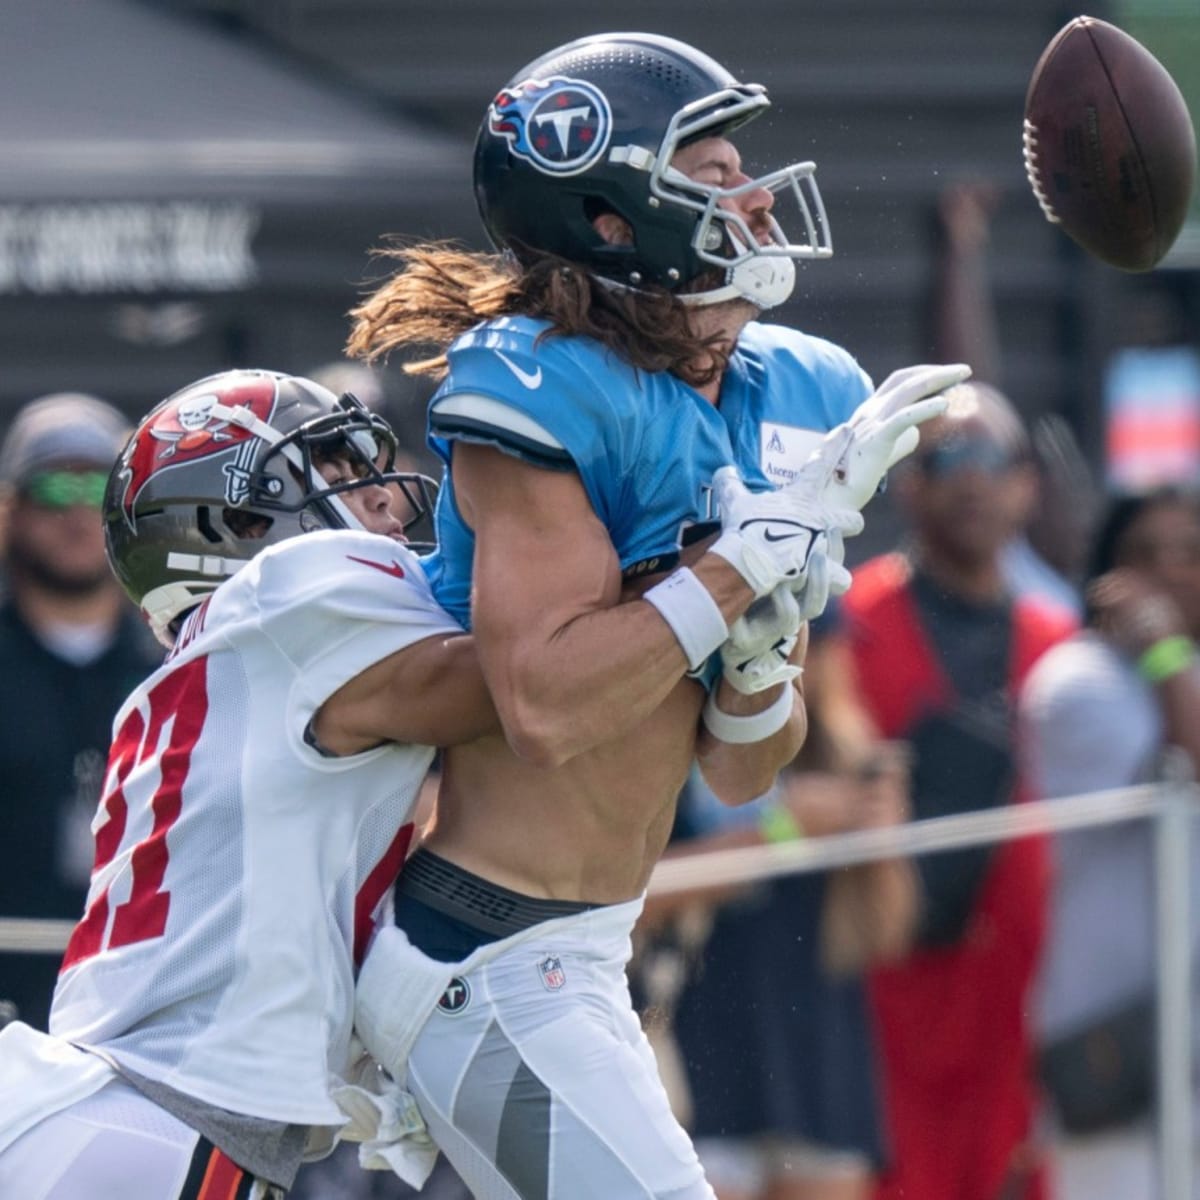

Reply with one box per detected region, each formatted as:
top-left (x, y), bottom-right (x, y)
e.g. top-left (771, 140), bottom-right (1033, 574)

top-left (842, 380), bottom-right (1076, 1200)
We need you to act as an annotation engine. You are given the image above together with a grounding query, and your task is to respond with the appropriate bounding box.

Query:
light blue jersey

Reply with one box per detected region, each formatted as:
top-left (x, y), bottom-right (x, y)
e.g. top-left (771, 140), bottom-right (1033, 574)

top-left (423, 315), bottom-right (871, 627)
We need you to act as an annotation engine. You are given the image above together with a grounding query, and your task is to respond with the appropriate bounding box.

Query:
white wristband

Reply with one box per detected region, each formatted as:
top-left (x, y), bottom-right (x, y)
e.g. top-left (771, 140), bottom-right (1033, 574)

top-left (702, 683), bottom-right (795, 744)
top-left (643, 568), bottom-right (729, 671)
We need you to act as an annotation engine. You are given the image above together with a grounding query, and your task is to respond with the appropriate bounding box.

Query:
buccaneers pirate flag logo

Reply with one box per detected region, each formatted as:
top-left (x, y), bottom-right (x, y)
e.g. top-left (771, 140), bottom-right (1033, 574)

top-left (114, 372), bottom-right (281, 528)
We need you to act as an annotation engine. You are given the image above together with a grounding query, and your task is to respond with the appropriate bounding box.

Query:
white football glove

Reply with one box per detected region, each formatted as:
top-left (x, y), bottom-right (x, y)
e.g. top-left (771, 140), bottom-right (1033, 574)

top-left (796, 532), bottom-right (852, 620)
top-left (721, 585), bottom-right (804, 694)
top-left (709, 431), bottom-right (865, 599)
top-left (720, 534), bottom-right (855, 694)
top-left (825, 363), bottom-right (972, 510)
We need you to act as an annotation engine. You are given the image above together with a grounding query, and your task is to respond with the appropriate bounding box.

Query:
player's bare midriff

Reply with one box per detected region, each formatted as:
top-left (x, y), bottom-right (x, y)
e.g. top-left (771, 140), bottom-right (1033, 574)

top-left (423, 675), bottom-right (705, 905)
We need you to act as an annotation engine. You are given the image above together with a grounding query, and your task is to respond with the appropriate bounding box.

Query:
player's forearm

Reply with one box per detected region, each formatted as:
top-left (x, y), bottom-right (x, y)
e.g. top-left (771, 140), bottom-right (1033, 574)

top-left (486, 556), bottom-right (756, 767)
top-left (411, 635), bottom-right (502, 747)
top-left (332, 634), bottom-right (500, 752)
top-left (694, 679), bottom-right (808, 804)
top-left (460, 442), bottom-right (762, 765)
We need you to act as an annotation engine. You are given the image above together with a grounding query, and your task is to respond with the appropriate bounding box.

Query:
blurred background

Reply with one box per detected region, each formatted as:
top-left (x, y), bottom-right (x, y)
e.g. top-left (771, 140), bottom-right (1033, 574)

top-left (0, 0), bottom-right (1195, 550)
top-left (1, 6), bottom-right (1199, 1198)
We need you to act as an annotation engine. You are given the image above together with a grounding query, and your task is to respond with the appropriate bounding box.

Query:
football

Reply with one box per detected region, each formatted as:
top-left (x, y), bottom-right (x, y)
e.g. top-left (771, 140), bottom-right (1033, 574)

top-left (1023, 15), bottom-right (1196, 271)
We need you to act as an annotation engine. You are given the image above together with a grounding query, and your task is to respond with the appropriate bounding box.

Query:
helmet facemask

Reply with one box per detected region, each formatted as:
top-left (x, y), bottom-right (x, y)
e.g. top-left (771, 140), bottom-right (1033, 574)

top-left (634, 87), bottom-right (831, 308)
top-left (246, 394), bottom-right (435, 545)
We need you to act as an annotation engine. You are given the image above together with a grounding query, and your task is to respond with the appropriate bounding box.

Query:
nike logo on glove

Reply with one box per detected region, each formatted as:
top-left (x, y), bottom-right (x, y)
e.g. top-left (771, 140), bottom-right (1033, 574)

top-left (740, 519), bottom-right (817, 544)
top-left (495, 350), bottom-right (543, 389)
top-left (347, 555), bottom-right (406, 579)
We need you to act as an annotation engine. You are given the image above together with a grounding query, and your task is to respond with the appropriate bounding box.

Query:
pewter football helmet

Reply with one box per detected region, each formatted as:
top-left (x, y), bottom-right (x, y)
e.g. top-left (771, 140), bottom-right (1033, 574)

top-left (105, 368), bottom-right (435, 641)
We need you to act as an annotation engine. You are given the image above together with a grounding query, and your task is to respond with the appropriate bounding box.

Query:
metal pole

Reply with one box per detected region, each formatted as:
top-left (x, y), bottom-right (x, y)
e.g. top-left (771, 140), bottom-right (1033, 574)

top-left (1156, 757), bottom-right (1194, 1200)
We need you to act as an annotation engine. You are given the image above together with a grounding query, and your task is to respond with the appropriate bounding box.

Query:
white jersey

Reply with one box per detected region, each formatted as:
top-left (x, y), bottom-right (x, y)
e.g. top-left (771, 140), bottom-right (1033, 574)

top-left (49, 529), bottom-right (461, 1127)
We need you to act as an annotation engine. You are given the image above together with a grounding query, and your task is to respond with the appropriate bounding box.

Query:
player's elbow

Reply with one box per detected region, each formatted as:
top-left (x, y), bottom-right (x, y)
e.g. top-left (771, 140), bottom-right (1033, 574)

top-left (509, 740), bottom-right (572, 770)
top-left (495, 694), bottom-right (584, 768)
top-left (490, 653), bottom-right (600, 766)
top-left (502, 724), bottom-right (579, 769)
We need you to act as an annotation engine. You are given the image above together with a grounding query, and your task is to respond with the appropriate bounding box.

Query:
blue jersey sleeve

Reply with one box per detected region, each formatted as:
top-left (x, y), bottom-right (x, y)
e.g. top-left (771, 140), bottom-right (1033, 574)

top-left (427, 319), bottom-right (639, 528)
top-left (422, 318), bottom-right (656, 625)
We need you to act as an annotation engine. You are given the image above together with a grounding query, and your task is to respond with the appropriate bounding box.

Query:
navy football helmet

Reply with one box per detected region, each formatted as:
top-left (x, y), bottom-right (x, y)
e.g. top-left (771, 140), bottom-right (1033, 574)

top-left (473, 32), bottom-right (831, 309)
top-left (105, 369), bottom-right (436, 642)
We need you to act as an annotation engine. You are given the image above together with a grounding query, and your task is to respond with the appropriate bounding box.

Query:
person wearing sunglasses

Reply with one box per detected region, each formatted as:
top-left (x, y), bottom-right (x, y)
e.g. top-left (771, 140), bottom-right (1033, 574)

top-left (0, 392), bottom-right (163, 1034)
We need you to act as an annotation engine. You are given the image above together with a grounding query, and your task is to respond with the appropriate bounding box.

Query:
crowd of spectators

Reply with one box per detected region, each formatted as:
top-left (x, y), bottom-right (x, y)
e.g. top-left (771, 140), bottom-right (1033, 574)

top-left (0, 203), bottom-right (1196, 1200)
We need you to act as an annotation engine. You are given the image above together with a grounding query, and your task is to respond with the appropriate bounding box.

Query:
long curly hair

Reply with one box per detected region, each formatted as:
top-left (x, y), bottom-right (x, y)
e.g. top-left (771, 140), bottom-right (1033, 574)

top-left (345, 240), bottom-right (732, 389)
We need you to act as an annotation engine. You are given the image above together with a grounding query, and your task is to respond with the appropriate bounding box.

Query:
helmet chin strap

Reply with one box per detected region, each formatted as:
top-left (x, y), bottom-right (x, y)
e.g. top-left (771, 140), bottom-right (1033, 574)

top-left (678, 252), bottom-right (796, 310)
top-left (678, 216), bottom-right (798, 310)
top-left (593, 249), bottom-right (795, 311)
top-left (595, 214), bottom-right (797, 311)
top-left (209, 402), bottom-right (366, 532)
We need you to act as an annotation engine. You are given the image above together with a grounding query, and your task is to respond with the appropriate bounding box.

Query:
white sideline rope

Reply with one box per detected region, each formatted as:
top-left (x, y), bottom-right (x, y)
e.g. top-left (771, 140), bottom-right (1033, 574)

top-left (0, 782), bottom-right (1184, 954)
top-left (3, 780), bottom-right (1190, 1199)
top-left (647, 781), bottom-right (1177, 896)
top-left (0, 918), bottom-right (73, 955)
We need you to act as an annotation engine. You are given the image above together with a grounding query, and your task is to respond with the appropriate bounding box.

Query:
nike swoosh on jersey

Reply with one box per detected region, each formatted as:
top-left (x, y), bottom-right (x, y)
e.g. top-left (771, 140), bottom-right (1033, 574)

top-left (346, 555), bottom-right (406, 579)
top-left (495, 350), bottom-right (543, 389)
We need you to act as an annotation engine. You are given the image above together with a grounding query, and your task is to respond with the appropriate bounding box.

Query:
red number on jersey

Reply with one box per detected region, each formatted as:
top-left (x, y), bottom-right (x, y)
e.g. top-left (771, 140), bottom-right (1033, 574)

top-left (61, 657), bottom-right (209, 971)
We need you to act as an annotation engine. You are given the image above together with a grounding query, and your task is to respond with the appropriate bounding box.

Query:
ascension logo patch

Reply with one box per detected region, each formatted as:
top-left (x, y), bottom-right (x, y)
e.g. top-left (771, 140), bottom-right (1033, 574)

top-left (437, 977), bottom-right (471, 1015)
top-left (759, 422), bottom-right (826, 487)
top-left (487, 75), bottom-right (612, 177)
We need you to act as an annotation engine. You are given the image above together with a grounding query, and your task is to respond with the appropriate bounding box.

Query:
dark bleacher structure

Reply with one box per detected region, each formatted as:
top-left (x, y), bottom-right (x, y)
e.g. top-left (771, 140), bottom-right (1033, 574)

top-left (2, 0), bottom-right (1196, 523)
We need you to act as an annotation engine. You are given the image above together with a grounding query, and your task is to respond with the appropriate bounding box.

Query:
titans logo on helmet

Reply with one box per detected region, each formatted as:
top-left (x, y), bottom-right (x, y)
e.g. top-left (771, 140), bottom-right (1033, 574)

top-left (487, 75), bottom-right (612, 177)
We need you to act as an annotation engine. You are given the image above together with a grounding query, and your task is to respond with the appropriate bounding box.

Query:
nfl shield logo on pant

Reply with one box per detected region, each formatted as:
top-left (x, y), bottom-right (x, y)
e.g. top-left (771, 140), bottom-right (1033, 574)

top-left (538, 955), bottom-right (566, 991)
